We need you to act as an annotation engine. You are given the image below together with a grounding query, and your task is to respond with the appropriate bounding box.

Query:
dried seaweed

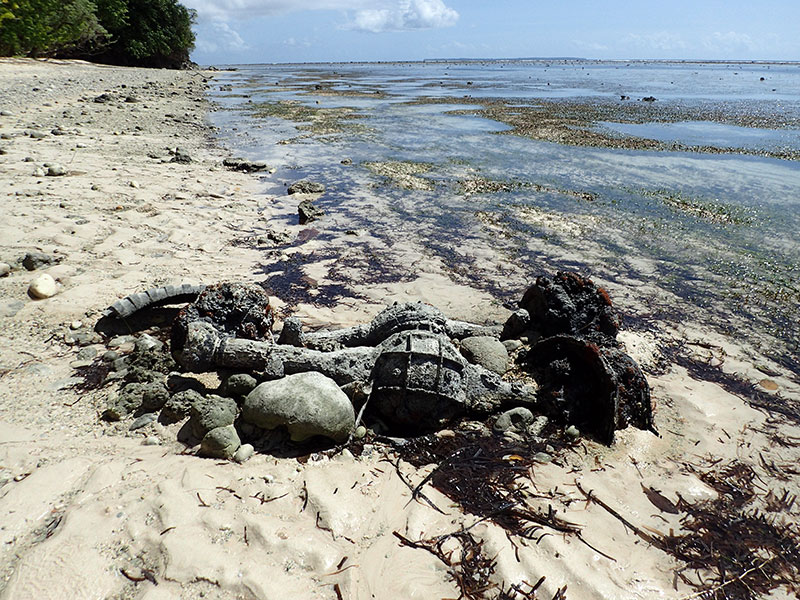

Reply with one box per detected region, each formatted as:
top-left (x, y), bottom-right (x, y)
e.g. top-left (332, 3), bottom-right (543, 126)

top-left (394, 528), bottom-right (567, 600)
top-left (662, 460), bottom-right (800, 599)
top-left (399, 432), bottom-right (580, 539)
top-left (391, 431), bottom-right (586, 598)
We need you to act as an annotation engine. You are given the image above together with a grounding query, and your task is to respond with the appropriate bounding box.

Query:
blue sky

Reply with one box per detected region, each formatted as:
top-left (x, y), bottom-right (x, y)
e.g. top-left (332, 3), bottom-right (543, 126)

top-left (183, 0), bottom-right (800, 64)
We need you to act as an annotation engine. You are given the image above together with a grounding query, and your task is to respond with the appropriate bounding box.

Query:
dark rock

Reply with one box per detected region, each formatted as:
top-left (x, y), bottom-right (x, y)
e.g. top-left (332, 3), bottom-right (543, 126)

top-left (172, 283), bottom-right (274, 366)
top-left (190, 394), bottom-right (238, 439)
top-left (298, 199), bottom-right (324, 224)
top-left (222, 157), bottom-right (269, 172)
top-left (287, 180), bottom-right (325, 195)
top-left (221, 373), bottom-right (257, 397)
top-left (523, 335), bottom-right (653, 444)
top-left (519, 272), bottom-right (620, 346)
top-left (277, 316), bottom-right (304, 346)
top-left (160, 389), bottom-right (203, 424)
top-left (501, 308), bottom-right (531, 340)
top-left (170, 152), bottom-right (192, 164)
top-left (94, 93), bottom-right (114, 103)
top-left (242, 372), bottom-right (354, 443)
top-left (642, 96), bottom-right (657, 102)
top-left (22, 251), bottom-right (60, 271)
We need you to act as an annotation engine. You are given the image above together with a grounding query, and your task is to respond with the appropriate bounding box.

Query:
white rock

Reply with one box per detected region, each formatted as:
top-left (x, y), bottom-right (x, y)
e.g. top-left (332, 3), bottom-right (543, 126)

top-left (0, 262), bottom-right (10, 277)
top-left (28, 273), bottom-right (58, 299)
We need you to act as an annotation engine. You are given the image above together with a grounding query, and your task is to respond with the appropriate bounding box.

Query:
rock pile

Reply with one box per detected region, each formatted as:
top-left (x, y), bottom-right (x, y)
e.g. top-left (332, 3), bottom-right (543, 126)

top-left (93, 273), bottom-right (654, 459)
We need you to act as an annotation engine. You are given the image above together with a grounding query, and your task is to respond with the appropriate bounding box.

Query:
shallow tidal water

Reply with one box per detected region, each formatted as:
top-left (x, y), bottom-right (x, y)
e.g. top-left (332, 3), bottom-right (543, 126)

top-left (207, 60), bottom-right (800, 376)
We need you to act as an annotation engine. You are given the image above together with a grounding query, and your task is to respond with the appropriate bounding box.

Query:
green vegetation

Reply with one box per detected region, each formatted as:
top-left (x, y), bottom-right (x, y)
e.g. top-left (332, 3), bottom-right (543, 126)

top-left (0, 0), bottom-right (195, 68)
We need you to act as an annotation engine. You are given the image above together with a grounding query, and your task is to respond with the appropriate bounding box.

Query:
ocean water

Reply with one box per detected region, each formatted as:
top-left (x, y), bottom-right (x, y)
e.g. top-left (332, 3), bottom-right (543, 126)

top-left (207, 60), bottom-right (800, 375)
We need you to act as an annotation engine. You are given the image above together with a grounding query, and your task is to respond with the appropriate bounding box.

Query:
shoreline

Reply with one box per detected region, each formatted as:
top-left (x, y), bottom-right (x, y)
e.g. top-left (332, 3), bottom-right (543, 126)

top-left (1, 59), bottom-right (799, 600)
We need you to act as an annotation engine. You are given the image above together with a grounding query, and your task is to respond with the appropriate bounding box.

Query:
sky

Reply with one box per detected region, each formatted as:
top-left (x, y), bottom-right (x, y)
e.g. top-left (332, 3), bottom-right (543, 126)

top-left (183, 0), bottom-right (800, 65)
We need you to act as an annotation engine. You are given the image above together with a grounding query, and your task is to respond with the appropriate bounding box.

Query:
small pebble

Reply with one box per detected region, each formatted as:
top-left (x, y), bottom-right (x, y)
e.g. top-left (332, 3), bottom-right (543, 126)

top-left (102, 350), bottom-right (120, 362)
top-left (354, 425), bottom-right (367, 439)
top-left (0, 262), bottom-right (10, 277)
top-left (70, 320), bottom-right (83, 330)
top-left (533, 452), bottom-right (552, 464)
top-left (233, 443), bottom-right (255, 464)
top-left (565, 425), bottom-right (580, 440)
top-left (130, 413), bottom-right (158, 431)
top-left (142, 436), bottom-right (161, 446)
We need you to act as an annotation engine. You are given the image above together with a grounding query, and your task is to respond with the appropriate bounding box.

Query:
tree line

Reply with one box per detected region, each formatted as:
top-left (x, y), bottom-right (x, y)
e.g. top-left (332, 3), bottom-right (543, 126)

top-left (0, 0), bottom-right (196, 69)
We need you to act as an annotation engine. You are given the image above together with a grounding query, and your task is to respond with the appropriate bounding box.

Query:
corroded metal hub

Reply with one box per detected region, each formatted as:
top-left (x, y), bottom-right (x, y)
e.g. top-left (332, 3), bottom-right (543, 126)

top-left (370, 330), bottom-right (467, 430)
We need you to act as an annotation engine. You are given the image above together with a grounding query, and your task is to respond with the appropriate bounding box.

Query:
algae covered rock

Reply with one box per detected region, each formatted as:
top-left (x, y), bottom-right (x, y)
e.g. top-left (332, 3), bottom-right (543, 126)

top-left (160, 389), bottom-right (203, 424)
top-left (200, 425), bottom-right (241, 459)
top-left (242, 372), bottom-right (354, 442)
top-left (190, 394), bottom-right (238, 439)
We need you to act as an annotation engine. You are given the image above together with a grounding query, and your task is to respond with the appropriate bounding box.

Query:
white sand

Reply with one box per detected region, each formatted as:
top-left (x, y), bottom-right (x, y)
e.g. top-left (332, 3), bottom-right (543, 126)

top-left (1, 58), bottom-right (798, 600)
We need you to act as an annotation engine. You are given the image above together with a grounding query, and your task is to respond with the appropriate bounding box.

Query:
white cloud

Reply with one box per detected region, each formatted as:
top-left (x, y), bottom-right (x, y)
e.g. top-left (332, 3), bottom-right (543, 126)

top-left (624, 31), bottom-right (688, 52)
top-left (703, 31), bottom-right (757, 53)
top-left (185, 0), bottom-right (458, 32)
top-left (195, 20), bottom-right (248, 54)
top-left (349, 0), bottom-right (458, 32)
top-left (185, 0), bottom-right (362, 21)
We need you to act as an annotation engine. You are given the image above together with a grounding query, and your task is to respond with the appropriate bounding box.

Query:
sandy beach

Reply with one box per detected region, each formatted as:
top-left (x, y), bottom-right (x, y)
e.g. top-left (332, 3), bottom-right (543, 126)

top-left (1, 58), bottom-right (799, 600)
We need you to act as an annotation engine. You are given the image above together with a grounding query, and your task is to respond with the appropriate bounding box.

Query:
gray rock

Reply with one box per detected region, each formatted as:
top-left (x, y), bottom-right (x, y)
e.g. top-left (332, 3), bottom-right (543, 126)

top-left (233, 443), bottom-right (254, 463)
top-left (190, 394), bottom-right (238, 439)
top-left (119, 381), bottom-right (170, 413)
top-left (200, 425), bottom-right (241, 459)
top-left (502, 339), bottom-right (523, 353)
top-left (221, 373), bottom-right (257, 397)
top-left (161, 389), bottom-right (203, 424)
top-left (102, 390), bottom-right (139, 421)
top-left (135, 333), bottom-right (163, 353)
top-left (94, 93), bottom-right (113, 103)
top-left (242, 372), bottom-right (355, 443)
top-left (528, 415), bottom-right (549, 437)
top-left (46, 164), bottom-right (66, 177)
top-left (129, 412), bottom-right (158, 431)
top-left (565, 425), bottom-right (581, 440)
top-left (533, 452), bottom-right (552, 463)
top-left (287, 180), bottom-right (325, 195)
top-left (298, 199), bottom-right (324, 224)
top-left (493, 407), bottom-right (535, 434)
top-left (22, 251), bottom-right (59, 271)
top-left (460, 336), bottom-right (509, 374)
top-left (0, 300), bottom-right (24, 318)
top-left (76, 346), bottom-right (98, 361)
top-left (102, 350), bottom-right (120, 362)
top-left (29, 130), bottom-right (48, 139)
top-left (108, 335), bottom-right (136, 348)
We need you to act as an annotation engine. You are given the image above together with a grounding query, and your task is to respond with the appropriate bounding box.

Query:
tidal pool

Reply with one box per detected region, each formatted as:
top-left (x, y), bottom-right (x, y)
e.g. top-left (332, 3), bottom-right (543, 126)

top-left (208, 60), bottom-right (800, 376)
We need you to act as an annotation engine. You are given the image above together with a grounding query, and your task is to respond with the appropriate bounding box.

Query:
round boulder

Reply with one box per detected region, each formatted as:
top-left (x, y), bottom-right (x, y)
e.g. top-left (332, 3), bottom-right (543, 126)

top-left (459, 336), bottom-right (509, 374)
top-left (190, 394), bottom-right (238, 439)
top-left (242, 372), bottom-right (355, 443)
top-left (200, 425), bottom-right (241, 459)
